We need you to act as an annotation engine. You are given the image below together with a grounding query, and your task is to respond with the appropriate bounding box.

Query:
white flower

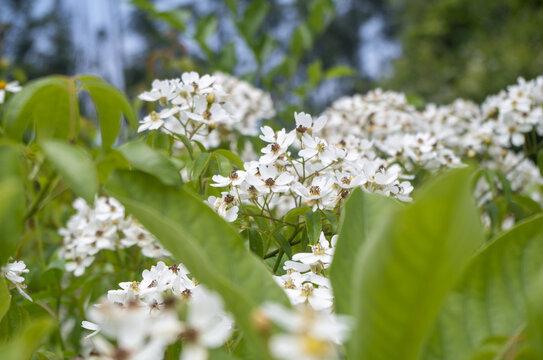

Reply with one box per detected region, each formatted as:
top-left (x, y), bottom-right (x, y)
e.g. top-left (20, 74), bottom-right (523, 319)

top-left (138, 79), bottom-right (178, 103)
top-left (299, 134), bottom-right (339, 165)
top-left (211, 170), bottom-right (247, 188)
top-left (260, 128), bottom-right (296, 164)
top-left (246, 165), bottom-right (294, 194)
top-left (65, 256), bottom-right (94, 277)
top-left (261, 303), bottom-right (352, 360)
top-left (181, 72), bottom-right (216, 94)
top-left (295, 112), bottom-right (326, 135)
top-left (1, 260), bottom-right (32, 301)
top-left (82, 320), bottom-right (100, 339)
top-left (0, 80), bottom-right (22, 104)
top-left (138, 108), bottom-right (178, 133)
top-left (179, 286), bottom-right (234, 360)
top-left (292, 233), bottom-right (336, 266)
top-left (207, 193), bottom-right (239, 222)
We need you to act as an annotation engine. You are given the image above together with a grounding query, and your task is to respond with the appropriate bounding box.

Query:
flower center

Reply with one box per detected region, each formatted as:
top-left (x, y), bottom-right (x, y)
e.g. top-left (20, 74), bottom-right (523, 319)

top-left (296, 125), bottom-right (307, 133)
top-left (271, 143), bottom-right (281, 153)
top-left (0, 81), bottom-right (6, 90)
top-left (309, 186), bottom-right (320, 196)
top-left (150, 111), bottom-right (161, 122)
top-left (301, 284), bottom-right (314, 298)
top-left (301, 335), bottom-right (330, 356)
top-left (284, 279), bottom-right (297, 289)
top-left (130, 281), bottom-right (139, 291)
top-left (312, 243), bottom-right (326, 255)
top-left (265, 178), bottom-right (275, 187)
top-left (181, 327), bottom-right (199, 343)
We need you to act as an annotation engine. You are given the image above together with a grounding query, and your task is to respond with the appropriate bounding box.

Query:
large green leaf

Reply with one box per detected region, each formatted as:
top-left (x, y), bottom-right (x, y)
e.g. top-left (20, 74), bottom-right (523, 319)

top-left (348, 168), bottom-right (484, 360)
top-left (0, 145), bottom-right (25, 265)
top-left (41, 140), bottom-right (98, 203)
top-left (0, 318), bottom-right (54, 360)
top-left (117, 140), bottom-right (181, 186)
top-left (421, 214), bottom-right (543, 360)
top-left (0, 278), bottom-right (11, 323)
top-left (526, 270), bottom-right (543, 357)
top-left (3, 76), bottom-right (78, 141)
top-left (330, 188), bottom-right (400, 315)
top-left (78, 75), bottom-right (137, 147)
top-left (104, 170), bottom-right (289, 359)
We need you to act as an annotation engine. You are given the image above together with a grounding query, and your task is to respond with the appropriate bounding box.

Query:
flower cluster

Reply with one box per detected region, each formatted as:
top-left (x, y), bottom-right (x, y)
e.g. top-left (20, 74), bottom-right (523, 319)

top-left (83, 261), bottom-right (233, 360)
top-left (274, 233), bottom-right (336, 311)
top-left (260, 302), bottom-right (351, 360)
top-left (137, 71), bottom-right (276, 150)
top-left (320, 77), bottom-right (543, 209)
top-left (59, 197), bottom-right (170, 276)
top-left (208, 111), bottom-right (415, 222)
top-left (213, 71), bottom-right (276, 137)
top-left (1, 260), bottom-right (32, 301)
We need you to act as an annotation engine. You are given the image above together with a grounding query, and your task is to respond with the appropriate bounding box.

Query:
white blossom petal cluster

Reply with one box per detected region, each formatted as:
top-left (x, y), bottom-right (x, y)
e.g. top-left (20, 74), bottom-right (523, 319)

top-left (320, 76), bottom-right (543, 204)
top-left (59, 197), bottom-right (170, 276)
top-left (260, 302), bottom-right (351, 360)
top-left (83, 261), bottom-right (233, 360)
top-left (274, 233), bottom-right (336, 311)
top-left (213, 71), bottom-right (276, 136)
top-left (320, 89), bottom-right (464, 172)
top-left (208, 111), bottom-right (415, 222)
top-left (0, 80), bottom-right (22, 104)
top-left (1, 260), bottom-right (32, 301)
top-left (138, 71), bottom-right (275, 150)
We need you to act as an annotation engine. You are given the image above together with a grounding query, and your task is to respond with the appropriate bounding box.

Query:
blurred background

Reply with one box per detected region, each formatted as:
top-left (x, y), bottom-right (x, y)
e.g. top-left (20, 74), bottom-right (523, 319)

top-left (1, 0), bottom-right (542, 112)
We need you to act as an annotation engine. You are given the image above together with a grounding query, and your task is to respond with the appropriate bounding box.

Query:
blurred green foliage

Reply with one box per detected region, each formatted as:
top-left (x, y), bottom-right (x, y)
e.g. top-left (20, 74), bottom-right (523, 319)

top-left (385, 0), bottom-right (543, 103)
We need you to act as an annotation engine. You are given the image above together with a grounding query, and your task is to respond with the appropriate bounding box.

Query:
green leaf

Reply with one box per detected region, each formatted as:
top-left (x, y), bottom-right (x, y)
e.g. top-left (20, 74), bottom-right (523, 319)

top-left (0, 318), bottom-right (54, 360)
top-left (290, 24), bottom-right (313, 58)
top-left (41, 140), bottom-right (98, 203)
top-left (218, 43), bottom-right (237, 72)
top-left (0, 278), bottom-right (11, 323)
top-left (174, 132), bottom-right (194, 159)
top-left (324, 65), bottom-right (356, 79)
top-left (104, 170), bottom-right (289, 359)
top-left (421, 214), bottom-right (543, 360)
top-left (304, 210), bottom-right (322, 245)
top-left (537, 149), bottom-right (543, 177)
top-left (78, 75), bottom-right (137, 147)
top-left (128, 0), bottom-right (190, 31)
top-left (4, 76), bottom-right (79, 141)
top-left (214, 153), bottom-right (234, 176)
top-left (526, 270), bottom-right (543, 356)
top-left (239, 0), bottom-right (270, 40)
top-left (195, 15), bottom-right (219, 58)
top-left (273, 231), bottom-right (292, 259)
top-left (213, 149), bottom-right (244, 169)
top-left (0, 145), bottom-right (25, 265)
top-left (283, 206), bottom-right (312, 223)
top-left (191, 152), bottom-right (211, 181)
top-left (118, 140), bottom-right (181, 186)
top-left (307, 60), bottom-right (323, 88)
top-left (330, 188), bottom-right (400, 315)
top-left (247, 229), bottom-right (264, 258)
top-left (308, 0), bottom-right (335, 33)
top-left (348, 168), bottom-right (484, 360)
top-left (255, 35), bottom-right (276, 64)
